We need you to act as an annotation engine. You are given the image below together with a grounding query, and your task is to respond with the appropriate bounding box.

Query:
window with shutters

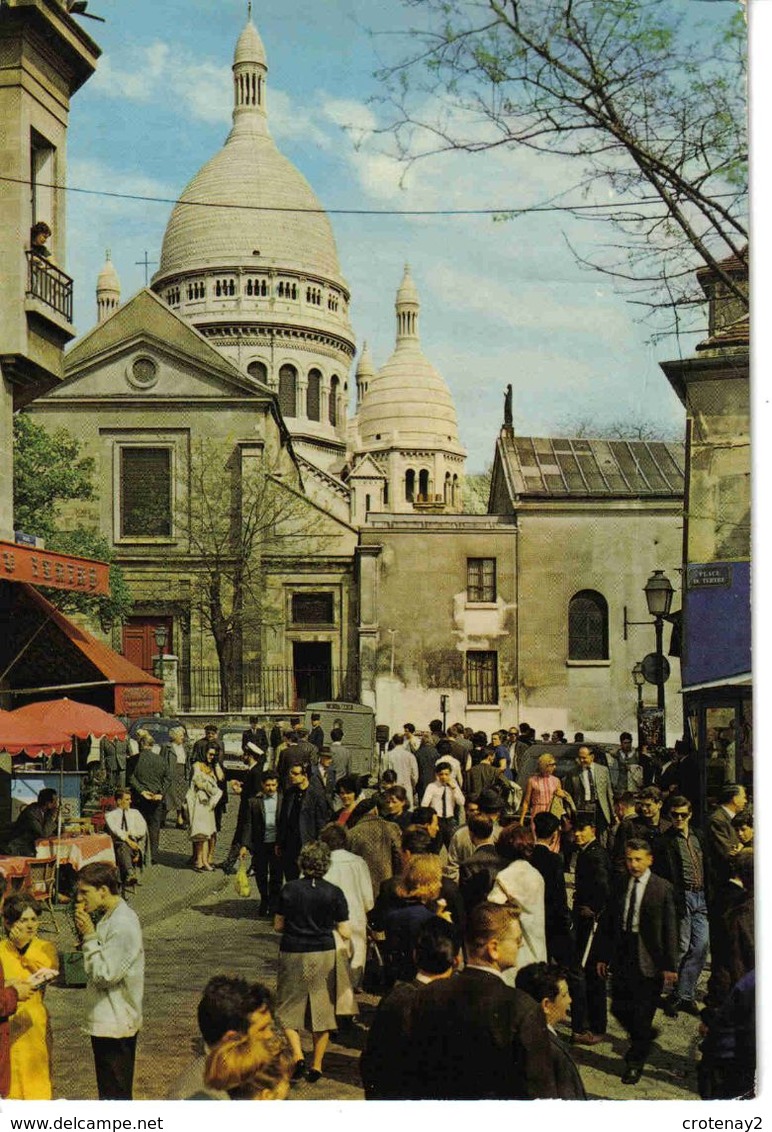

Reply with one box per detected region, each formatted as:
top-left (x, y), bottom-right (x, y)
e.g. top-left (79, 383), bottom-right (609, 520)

top-left (568, 590), bottom-right (609, 660)
top-left (120, 448), bottom-right (172, 537)
top-left (466, 651), bottom-right (498, 704)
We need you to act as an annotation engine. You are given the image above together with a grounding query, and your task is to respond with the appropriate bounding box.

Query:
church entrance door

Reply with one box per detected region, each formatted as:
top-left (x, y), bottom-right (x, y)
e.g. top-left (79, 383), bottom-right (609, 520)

top-left (292, 641), bottom-right (332, 708)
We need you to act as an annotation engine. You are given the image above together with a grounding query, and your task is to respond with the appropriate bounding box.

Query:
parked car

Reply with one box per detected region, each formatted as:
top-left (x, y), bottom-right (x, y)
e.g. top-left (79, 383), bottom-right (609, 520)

top-left (127, 717), bottom-right (187, 753)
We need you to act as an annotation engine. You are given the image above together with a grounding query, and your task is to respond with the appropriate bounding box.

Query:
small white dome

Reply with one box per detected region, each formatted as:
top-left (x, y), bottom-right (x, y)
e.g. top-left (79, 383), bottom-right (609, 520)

top-left (357, 268), bottom-right (463, 450)
top-left (396, 263), bottom-right (419, 304)
top-left (234, 19), bottom-right (266, 66)
top-left (356, 341), bottom-right (376, 379)
top-left (97, 254), bottom-right (120, 292)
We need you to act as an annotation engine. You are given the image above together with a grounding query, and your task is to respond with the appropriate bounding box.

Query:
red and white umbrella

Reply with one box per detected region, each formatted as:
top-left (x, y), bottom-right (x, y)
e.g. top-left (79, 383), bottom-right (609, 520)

top-left (11, 698), bottom-right (126, 740)
top-left (0, 709), bottom-right (73, 757)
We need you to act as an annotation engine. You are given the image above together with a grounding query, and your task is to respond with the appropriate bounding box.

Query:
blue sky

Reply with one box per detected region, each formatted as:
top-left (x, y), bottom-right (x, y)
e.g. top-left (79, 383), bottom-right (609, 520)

top-left (63, 0), bottom-right (741, 470)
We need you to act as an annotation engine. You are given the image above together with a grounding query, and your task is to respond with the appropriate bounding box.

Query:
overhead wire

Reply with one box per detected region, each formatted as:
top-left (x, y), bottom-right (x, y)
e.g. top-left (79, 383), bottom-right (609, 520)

top-left (0, 173), bottom-right (742, 218)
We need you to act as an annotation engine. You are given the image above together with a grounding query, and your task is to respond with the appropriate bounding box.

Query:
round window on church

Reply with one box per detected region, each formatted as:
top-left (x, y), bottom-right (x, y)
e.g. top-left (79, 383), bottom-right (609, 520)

top-left (127, 356), bottom-right (159, 389)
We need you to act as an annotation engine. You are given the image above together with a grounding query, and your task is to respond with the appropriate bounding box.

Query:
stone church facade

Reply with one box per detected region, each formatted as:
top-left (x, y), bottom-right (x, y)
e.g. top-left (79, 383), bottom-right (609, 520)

top-left (23, 13), bottom-right (685, 739)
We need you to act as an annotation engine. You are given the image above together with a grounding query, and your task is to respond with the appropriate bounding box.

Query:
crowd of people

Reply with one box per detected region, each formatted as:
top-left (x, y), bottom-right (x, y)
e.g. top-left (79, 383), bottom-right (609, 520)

top-left (0, 714), bottom-right (754, 1101)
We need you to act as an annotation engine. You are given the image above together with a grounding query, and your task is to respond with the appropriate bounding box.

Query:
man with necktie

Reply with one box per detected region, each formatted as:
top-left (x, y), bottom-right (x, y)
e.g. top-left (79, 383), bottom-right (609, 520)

top-left (105, 789), bottom-right (148, 888)
top-left (421, 762), bottom-right (465, 848)
top-left (565, 747), bottom-right (614, 846)
top-left (596, 839), bottom-right (678, 1084)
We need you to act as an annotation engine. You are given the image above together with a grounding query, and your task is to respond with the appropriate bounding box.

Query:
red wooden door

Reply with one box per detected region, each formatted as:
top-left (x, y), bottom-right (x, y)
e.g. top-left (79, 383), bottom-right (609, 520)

top-left (122, 618), bottom-right (173, 674)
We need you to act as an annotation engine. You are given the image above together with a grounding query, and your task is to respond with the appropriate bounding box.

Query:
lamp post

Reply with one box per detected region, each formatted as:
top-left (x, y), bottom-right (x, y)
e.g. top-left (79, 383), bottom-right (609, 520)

top-left (153, 623), bottom-right (168, 660)
top-left (632, 660), bottom-right (645, 752)
top-left (631, 661), bottom-right (645, 708)
top-left (643, 570), bottom-right (674, 713)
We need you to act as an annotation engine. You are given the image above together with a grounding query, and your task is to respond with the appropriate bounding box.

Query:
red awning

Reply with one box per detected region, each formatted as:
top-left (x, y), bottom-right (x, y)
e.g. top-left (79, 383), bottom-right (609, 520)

top-left (14, 585), bottom-right (164, 715)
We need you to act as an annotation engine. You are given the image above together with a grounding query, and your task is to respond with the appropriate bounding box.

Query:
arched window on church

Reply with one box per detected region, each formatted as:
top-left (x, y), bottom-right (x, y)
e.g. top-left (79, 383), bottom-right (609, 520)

top-left (279, 364), bottom-right (297, 418)
top-left (452, 474), bottom-right (459, 507)
top-left (418, 469), bottom-right (430, 501)
top-left (405, 469), bottom-right (415, 503)
top-left (329, 375), bottom-right (340, 426)
top-left (248, 360), bottom-right (268, 384)
top-left (383, 481), bottom-right (389, 506)
top-left (568, 590), bottom-right (609, 661)
top-left (444, 472), bottom-right (451, 504)
top-left (307, 369), bottom-right (321, 421)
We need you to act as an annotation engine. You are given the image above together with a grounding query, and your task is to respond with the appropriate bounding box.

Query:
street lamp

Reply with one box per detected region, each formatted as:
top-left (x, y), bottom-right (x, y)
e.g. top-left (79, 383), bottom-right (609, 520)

top-left (631, 661), bottom-right (645, 707)
top-left (643, 570), bottom-right (674, 712)
top-left (153, 623), bottom-right (168, 660)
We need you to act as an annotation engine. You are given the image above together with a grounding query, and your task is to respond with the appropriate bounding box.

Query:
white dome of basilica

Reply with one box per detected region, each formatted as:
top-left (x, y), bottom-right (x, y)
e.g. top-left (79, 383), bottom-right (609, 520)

top-left (357, 266), bottom-right (463, 450)
top-left (155, 19), bottom-right (345, 287)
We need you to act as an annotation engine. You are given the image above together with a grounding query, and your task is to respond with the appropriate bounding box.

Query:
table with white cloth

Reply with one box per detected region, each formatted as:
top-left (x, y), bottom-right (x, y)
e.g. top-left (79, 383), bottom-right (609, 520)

top-left (36, 834), bottom-right (115, 870)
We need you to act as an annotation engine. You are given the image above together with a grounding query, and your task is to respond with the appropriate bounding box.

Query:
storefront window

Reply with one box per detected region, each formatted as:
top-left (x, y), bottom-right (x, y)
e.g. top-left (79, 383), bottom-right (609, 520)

top-left (705, 705), bottom-right (737, 790)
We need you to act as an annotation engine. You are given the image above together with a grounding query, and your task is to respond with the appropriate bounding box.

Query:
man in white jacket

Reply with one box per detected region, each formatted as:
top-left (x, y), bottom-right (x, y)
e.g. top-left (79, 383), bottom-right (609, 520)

top-left (75, 862), bottom-right (145, 1099)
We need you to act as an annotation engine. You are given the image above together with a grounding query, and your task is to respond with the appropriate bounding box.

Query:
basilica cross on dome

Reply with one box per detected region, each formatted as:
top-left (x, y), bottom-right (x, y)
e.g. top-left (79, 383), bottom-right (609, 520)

top-left (135, 250), bottom-right (158, 286)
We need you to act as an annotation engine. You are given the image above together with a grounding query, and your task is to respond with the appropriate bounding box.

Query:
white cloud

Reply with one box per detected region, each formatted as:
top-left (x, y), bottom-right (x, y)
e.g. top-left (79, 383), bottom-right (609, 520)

top-left (429, 261), bottom-right (632, 342)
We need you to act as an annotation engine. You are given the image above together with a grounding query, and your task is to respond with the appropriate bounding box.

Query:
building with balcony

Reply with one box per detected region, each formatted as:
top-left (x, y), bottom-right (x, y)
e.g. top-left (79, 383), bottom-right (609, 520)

top-left (0, 0), bottom-right (99, 538)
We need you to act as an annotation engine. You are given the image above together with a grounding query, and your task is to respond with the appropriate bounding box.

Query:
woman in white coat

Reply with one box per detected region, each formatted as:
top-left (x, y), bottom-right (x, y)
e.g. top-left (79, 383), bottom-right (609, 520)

top-left (488, 823), bottom-right (547, 983)
top-left (186, 746), bottom-right (223, 872)
top-left (320, 823), bottom-right (374, 992)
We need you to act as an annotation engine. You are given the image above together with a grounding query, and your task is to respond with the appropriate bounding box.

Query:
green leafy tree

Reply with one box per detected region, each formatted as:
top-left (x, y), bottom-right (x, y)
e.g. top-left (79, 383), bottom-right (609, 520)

top-left (378, 0), bottom-right (747, 336)
top-left (182, 442), bottom-right (331, 711)
top-left (13, 415), bottom-right (133, 630)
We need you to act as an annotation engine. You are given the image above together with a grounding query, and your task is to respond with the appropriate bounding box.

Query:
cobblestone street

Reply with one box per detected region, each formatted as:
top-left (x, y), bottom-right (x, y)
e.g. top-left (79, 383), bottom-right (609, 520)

top-left (39, 813), bottom-right (708, 1103)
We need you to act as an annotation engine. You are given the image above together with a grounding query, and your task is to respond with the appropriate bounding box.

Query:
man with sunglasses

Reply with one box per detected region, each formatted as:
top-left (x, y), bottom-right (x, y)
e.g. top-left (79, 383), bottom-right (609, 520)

top-left (652, 796), bottom-right (708, 1018)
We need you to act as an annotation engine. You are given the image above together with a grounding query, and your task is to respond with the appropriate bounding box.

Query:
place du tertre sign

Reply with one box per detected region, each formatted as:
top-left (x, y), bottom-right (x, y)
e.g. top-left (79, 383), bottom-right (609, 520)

top-left (0, 541), bottom-right (110, 595)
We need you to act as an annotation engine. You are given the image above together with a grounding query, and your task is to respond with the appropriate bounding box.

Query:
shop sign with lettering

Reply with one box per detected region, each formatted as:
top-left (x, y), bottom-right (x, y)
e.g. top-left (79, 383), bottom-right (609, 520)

top-left (0, 541), bottom-right (110, 595)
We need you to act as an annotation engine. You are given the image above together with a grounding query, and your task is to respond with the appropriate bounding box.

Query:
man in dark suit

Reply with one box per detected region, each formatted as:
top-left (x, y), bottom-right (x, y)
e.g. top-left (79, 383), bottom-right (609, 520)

top-left (652, 795), bottom-right (709, 1016)
top-left (409, 902), bottom-right (558, 1099)
top-left (240, 717), bottom-right (267, 764)
top-left (706, 784), bottom-right (746, 889)
top-left (597, 838), bottom-right (679, 1084)
top-left (530, 812), bottom-right (574, 966)
top-left (307, 713), bottom-right (324, 753)
top-left (360, 917), bottom-right (461, 1099)
top-left (275, 761), bottom-right (330, 880)
top-left (100, 734), bottom-right (129, 792)
top-left (239, 771), bottom-right (282, 915)
top-left (612, 786), bottom-right (671, 874)
top-left (565, 746), bottom-right (615, 844)
top-left (516, 962), bottom-right (587, 1099)
top-left (3, 789), bottom-right (59, 857)
top-left (569, 814), bottom-right (611, 1044)
top-left (310, 748), bottom-right (337, 809)
top-left (704, 784), bottom-right (746, 1007)
top-left (221, 743), bottom-right (268, 874)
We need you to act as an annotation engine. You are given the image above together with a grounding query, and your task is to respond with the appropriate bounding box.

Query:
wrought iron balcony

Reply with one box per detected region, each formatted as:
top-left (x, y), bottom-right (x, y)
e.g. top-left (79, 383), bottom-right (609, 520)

top-left (26, 250), bottom-right (73, 323)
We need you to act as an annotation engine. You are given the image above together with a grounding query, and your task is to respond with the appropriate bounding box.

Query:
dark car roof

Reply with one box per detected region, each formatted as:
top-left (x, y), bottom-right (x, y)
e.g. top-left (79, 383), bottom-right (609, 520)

top-left (128, 717), bottom-right (185, 739)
